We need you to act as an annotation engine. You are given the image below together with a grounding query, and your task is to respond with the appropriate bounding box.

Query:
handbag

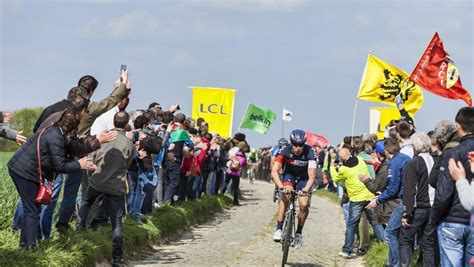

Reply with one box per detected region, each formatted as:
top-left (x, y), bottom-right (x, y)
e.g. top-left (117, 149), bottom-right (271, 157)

top-left (35, 128), bottom-right (55, 205)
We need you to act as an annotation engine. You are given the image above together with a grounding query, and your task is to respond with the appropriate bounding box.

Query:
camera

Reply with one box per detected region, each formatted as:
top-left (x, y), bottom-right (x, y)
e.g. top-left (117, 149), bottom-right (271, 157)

top-left (120, 64), bottom-right (127, 72)
top-left (176, 105), bottom-right (181, 111)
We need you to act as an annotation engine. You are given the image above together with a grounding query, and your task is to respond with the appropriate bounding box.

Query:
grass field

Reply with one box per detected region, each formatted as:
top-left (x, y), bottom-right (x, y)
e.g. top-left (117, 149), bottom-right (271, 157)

top-left (0, 152), bottom-right (233, 266)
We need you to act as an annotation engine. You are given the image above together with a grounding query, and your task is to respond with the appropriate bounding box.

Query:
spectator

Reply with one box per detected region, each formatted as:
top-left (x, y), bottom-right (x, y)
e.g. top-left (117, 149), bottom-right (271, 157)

top-left (399, 132), bottom-right (438, 266)
top-left (7, 103), bottom-right (96, 249)
top-left (77, 111), bottom-right (134, 267)
top-left (0, 110), bottom-right (27, 145)
top-left (366, 138), bottom-right (411, 266)
top-left (396, 121), bottom-right (414, 158)
top-left (330, 143), bottom-right (379, 258)
top-left (429, 120), bottom-right (459, 189)
top-left (56, 71), bottom-right (129, 233)
top-left (431, 107), bottom-right (474, 267)
top-left (221, 141), bottom-right (247, 206)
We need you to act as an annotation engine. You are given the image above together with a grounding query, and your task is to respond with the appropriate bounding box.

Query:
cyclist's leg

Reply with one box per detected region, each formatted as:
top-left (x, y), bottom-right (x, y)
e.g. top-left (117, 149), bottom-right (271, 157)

top-left (296, 180), bottom-right (310, 234)
top-left (277, 174), bottom-right (295, 221)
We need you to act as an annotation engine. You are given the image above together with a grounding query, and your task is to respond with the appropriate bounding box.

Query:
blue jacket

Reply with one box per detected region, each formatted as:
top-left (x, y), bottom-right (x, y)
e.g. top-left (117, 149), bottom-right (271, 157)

top-left (377, 152), bottom-right (411, 204)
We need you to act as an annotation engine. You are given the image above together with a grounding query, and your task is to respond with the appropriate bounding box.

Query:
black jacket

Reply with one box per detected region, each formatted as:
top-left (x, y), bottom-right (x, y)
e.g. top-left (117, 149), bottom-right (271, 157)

top-left (33, 99), bottom-right (69, 133)
top-left (429, 132), bottom-right (459, 188)
top-left (8, 127), bottom-right (81, 183)
top-left (402, 155), bottom-right (431, 217)
top-left (431, 134), bottom-right (474, 226)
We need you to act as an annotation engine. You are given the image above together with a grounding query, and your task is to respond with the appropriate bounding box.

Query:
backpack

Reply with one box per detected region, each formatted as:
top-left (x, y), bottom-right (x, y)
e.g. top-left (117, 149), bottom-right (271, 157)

top-left (137, 161), bottom-right (159, 193)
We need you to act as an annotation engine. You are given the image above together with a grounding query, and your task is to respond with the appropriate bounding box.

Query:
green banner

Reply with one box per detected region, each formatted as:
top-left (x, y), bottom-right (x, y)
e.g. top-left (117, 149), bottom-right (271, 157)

top-left (239, 104), bottom-right (276, 134)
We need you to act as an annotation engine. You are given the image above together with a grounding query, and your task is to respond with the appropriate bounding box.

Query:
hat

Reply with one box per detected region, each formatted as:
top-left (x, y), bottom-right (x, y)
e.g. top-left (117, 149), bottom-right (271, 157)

top-left (148, 102), bottom-right (162, 109)
top-left (375, 140), bottom-right (385, 154)
top-left (233, 132), bottom-right (246, 142)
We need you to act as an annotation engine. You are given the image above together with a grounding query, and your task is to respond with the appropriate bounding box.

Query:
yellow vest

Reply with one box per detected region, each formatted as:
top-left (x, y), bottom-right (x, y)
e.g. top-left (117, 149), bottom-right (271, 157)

top-left (330, 156), bottom-right (375, 202)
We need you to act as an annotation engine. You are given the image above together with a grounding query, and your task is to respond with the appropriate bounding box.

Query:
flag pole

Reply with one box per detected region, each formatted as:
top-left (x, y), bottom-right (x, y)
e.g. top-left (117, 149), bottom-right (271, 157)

top-left (351, 99), bottom-right (359, 147)
top-left (282, 105), bottom-right (285, 138)
top-left (238, 103), bottom-right (250, 130)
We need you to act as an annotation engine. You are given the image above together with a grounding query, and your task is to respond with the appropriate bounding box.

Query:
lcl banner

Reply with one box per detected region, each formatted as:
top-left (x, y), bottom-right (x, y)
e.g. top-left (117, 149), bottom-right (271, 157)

top-left (192, 87), bottom-right (235, 137)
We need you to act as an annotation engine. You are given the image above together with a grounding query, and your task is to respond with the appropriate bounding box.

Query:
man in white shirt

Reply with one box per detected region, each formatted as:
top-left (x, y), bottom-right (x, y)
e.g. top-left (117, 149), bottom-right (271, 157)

top-left (90, 97), bottom-right (129, 136)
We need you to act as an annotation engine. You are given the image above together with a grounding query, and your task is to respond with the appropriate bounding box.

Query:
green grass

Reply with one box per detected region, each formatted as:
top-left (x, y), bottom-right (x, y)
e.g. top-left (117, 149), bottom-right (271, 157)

top-left (0, 152), bottom-right (233, 266)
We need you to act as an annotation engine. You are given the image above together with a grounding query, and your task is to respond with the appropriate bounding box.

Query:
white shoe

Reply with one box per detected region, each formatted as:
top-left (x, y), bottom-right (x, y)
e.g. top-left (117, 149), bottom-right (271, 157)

top-left (273, 229), bottom-right (282, 242)
top-left (338, 251), bottom-right (353, 259)
top-left (293, 233), bottom-right (303, 249)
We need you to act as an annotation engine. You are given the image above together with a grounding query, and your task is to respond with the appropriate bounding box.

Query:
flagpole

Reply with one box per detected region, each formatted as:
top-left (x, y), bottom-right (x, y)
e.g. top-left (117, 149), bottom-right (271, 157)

top-left (282, 105), bottom-right (285, 138)
top-left (238, 103), bottom-right (250, 130)
top-left (351, 99), bottom-right (359, 147)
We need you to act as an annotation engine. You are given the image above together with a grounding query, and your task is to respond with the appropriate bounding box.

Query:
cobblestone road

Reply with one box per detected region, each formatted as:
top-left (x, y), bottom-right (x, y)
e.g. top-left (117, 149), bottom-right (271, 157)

top-left (131, 179), bottom-right (365, 266)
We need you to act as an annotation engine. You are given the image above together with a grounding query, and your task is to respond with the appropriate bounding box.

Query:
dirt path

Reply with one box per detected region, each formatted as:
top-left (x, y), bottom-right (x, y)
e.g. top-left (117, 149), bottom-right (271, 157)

top-left (131, 179), bottom-right (365, 266)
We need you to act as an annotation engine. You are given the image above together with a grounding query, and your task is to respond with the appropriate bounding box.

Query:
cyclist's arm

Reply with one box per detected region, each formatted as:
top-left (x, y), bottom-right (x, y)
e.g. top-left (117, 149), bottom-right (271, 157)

top-left (304, 160), bottom-right (317, 192)
top-left (272, 156), bottom-right (284, 188)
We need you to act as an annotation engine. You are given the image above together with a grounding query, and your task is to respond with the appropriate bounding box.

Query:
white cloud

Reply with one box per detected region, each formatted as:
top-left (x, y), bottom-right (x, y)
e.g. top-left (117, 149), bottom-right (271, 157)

top-left (77, 10), bottom-right (245, 40)
top-left (186, 0), bottom-right (309, 12)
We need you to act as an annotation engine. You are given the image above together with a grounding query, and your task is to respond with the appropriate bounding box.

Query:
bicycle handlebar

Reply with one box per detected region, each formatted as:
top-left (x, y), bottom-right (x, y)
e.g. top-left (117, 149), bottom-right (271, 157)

top-left (278, 187), bottom-right (312, 197)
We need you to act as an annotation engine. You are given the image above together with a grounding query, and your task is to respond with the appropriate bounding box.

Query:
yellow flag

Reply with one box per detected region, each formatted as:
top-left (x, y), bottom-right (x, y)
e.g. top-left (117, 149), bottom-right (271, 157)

top-left (192, 87), bottom-right (235, 137)
top-left (358, 54), bottom-right (424, 115)
top-left (369, 107), bottom-right (402, 139)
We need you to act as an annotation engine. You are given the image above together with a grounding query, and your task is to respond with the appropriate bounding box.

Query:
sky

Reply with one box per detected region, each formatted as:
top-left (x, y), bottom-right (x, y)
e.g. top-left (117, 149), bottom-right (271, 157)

top-left (1, 0), bottom-right (473, 147)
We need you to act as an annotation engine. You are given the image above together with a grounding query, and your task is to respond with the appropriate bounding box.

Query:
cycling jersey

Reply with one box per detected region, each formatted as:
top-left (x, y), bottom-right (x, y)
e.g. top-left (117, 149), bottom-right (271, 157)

top-left (271, 145), bottom-right (281, 157)
top-left (275, 144), bottom-right (317, 180)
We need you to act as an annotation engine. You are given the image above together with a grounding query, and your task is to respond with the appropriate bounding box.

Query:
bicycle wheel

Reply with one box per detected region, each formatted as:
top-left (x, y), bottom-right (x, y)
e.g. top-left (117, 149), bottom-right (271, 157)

top-left (281, 210), bottom-right (294, 266)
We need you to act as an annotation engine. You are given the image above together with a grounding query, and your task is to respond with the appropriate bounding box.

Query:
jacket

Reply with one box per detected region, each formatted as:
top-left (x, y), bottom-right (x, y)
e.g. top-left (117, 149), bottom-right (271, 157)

top-left (77, 83), bottom-right (128, 137)
top-left (33, 99), bottom-right (69, 133)
top-left (363, 159), bottom-right (400, 224)
top-left (0, 123), bottom-right (18, 141)
top-left (8, 127), bottom-right (81, 183)
top-left (226, 150), bottom-right (247, 177)
top-left (429, 132), bottom-right (460, 188)
top-left (330, 156), bottom-right (374, 202)
top-left (402, 155), bottom-right (432, 218)
top-left (89, 128), bottom-right (133, 196)
top-left (376, 152), bottom-right (411, 204)
top-left (431, 134), bottom-right (474, 225)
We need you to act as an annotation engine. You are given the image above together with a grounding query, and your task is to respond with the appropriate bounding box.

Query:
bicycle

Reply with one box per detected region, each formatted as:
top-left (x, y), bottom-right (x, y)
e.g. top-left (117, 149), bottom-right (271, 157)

top-left (279, 188), bottom-right (310, 266)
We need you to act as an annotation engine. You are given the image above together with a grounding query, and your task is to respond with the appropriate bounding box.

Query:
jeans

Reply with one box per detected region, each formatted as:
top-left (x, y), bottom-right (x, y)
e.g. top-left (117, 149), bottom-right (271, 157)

top-left (385, 202), bottom-right (404, 267)
top-left (437, 221), bottom-right (473, 267)
top-left (9, 169), bottom-right (40, 248)
top-left (399, 208), bottom-right (437, 267)
top-left (192, 175), bottom-right (203, 199)
top-left (221, 173), bottom-right (240, 205)
top-left (212, 169), bottom-right (224, 195)
top-left (342, 200), bottom-right (377, 254)
top-left (77, 186), bottom-right (125, 260)
top-left (56, 170), bottom-right (83, 230)
top-left (127, 171), bottom-right (144, 220)
top-left (40, 175), bottom-right (63, 238)
top-left (163, 160), bottom-right (181, 204)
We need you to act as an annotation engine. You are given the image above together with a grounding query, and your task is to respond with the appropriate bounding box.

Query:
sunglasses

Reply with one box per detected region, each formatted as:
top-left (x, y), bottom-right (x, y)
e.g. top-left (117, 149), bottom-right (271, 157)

top-left (292, 143), bottom-right (305, 148)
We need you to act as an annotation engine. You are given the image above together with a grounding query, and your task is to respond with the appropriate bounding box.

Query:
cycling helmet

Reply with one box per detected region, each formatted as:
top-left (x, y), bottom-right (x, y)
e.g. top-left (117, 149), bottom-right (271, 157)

top-left (375, 140), bottom-right (385, 154)
top-left (289, 129), bottom-right (306, 146)
top-left (278, 137), bottom-right (288, 147)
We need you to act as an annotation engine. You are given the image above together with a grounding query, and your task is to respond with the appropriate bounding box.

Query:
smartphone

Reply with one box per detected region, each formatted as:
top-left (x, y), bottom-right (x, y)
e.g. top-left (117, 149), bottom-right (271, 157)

top-left (176, 105), bottom-right (181, 110)
top-left (120, 65), bottom-right (127, 82)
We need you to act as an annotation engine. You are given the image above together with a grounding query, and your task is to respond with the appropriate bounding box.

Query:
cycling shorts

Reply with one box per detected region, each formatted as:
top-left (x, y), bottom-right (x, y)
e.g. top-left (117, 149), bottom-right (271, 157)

top-left (281, 173), bottom-right (308, 191)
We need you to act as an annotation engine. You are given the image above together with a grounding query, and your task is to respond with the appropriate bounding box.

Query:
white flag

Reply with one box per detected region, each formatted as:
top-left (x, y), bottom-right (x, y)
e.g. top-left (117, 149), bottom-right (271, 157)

top-left (282, 108), bottom-right (293, 122)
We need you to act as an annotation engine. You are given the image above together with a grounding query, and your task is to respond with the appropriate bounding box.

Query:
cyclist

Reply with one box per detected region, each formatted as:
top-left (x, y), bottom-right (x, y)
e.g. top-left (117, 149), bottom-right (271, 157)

top-left (272, 129), bottom-right (317, 248)
top-left (270, 138), bottom-right (289, 200)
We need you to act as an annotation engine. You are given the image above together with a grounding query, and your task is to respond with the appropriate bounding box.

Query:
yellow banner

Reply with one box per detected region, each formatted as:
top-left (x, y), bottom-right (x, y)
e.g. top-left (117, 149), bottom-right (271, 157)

top-left (369, 107), bottom-right (402, 139)
top-left (358, 54), bottom-right (424, 116)
top-left (192, 87), bottom-right (235, 137)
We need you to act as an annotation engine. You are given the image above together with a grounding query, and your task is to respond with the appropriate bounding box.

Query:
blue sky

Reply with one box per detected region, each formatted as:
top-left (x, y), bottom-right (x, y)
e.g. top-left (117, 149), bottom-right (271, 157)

top-left (1, 0), bottom-right (472, 147)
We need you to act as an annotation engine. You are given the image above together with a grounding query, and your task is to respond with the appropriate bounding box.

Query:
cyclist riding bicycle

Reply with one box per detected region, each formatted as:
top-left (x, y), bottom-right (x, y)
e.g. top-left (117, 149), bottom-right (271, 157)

top-left (271, 129), bottom-right (317, 249)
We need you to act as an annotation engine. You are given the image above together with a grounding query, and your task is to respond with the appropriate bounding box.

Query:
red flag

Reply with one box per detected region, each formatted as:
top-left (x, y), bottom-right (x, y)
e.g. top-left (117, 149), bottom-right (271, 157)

top-left (304, 131), bottom-right (329, 148)
top-left (410, 32), bottom-right (472, 106)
